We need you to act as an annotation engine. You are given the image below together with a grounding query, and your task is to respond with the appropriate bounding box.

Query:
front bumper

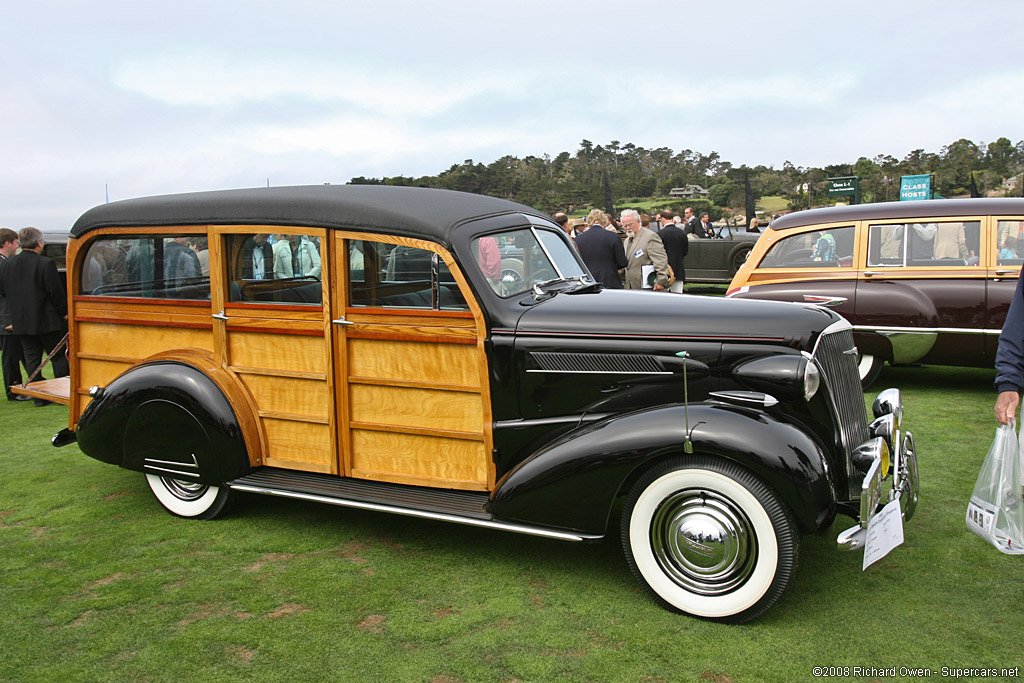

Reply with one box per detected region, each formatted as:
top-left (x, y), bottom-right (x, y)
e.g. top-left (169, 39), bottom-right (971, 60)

top-left (837, 388), bottom-right (920, 551)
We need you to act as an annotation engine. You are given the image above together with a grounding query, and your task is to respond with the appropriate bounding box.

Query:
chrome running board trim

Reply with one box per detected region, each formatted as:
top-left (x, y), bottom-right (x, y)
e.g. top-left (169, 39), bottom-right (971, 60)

top-left (227, 481), bottom-right (598, 543)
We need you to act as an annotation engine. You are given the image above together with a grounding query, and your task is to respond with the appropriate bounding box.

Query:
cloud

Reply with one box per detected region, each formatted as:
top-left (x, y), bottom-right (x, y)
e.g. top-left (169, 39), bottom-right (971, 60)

top-left (112, 51), bottom-right (520, 117)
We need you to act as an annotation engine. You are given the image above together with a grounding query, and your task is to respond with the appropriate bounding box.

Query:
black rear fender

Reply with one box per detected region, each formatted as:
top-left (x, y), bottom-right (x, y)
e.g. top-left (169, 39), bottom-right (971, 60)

top-left (75, 361), bottom-right (252, 485)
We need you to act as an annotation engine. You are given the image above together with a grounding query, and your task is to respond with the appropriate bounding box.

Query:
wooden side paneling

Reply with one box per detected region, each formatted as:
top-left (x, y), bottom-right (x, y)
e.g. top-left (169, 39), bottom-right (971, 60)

top-left (262, 418), bottom-right (333, 473)
top-left (238, 373), bottom-right (330, 421)
top-left (349, 384), bottom-right (483, 434)
top-left (78, 357), bottom-right (133, 392)
top-left (347, 338), bottom-right (480, 388)
top-left (350, 430), bottom-right (489, 490)
top-left (227, 331), bottom-right (327, 375)
top-left (77, 321), bottom-right (213, 359)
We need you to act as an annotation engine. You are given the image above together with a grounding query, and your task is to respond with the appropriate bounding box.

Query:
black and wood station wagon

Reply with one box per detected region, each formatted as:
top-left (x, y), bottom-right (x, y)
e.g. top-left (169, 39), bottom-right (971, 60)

top-left (33, 185), bottom-right (919, 622)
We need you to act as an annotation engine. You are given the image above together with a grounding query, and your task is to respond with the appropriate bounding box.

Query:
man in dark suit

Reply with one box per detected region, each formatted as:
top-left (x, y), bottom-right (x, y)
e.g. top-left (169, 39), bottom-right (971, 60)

top-left (658, 216), bottom-right (689, 293)
top-left (682, 207), bottom-right (711, 238)
top-left (575, 220), bottom-right (627, 289)
top-left (0, 227), bottom-right (68, 405)
top-left (0, 228), bottom-right (29, 401)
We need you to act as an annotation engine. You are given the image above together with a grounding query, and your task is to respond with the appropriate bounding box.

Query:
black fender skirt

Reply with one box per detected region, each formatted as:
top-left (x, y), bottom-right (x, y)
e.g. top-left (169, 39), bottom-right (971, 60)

top-left (75, 361), bottom-right (252, 485)
top-left (490, 402), bottom-right (837, 537)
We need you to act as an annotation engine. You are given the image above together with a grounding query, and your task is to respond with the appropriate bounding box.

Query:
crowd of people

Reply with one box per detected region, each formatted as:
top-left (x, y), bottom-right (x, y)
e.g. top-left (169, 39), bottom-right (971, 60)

top-left (552, 207), bottom-right (758, 291)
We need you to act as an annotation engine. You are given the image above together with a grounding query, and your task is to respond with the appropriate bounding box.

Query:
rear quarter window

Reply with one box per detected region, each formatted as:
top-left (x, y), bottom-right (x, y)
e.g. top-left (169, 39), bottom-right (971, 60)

top-left (80, 235), bottom-right (210, 300)
top-left (758, 226), bottom-right (855, 268)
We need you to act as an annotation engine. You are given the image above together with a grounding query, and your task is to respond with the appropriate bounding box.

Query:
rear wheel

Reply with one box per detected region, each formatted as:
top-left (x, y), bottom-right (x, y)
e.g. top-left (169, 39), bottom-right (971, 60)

top-left (727, 244), bottom-right (752, 275)
top-left (857, 353), bottom-right (884, 389)
top-left (621, 457), bottom-right (798, 623)
top-left (146, 474), bottom-right (232, 520)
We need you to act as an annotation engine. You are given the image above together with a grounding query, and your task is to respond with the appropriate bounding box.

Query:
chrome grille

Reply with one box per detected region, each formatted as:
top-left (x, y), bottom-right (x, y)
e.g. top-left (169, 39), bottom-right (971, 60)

top-left (812, 324), bottom-right (869, 463)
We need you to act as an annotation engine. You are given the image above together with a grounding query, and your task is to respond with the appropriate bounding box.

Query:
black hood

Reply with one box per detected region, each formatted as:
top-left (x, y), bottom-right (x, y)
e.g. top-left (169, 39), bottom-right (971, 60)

top-left (514, 289), bottom-right (841, 352)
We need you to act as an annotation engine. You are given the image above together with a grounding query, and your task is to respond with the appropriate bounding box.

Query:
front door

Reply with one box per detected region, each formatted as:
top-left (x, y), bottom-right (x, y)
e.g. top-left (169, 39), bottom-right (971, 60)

top-left (331, 233), bottom-right (494, 491)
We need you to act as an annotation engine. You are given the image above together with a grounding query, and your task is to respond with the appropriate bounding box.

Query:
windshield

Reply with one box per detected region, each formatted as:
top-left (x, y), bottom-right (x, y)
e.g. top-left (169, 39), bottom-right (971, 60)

top-left (473, 227), bottom-right (587, 297)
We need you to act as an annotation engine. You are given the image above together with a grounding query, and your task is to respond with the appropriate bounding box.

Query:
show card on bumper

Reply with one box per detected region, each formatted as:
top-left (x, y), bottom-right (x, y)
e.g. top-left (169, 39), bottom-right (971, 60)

top-left (863, 499), bottom-right (905, 569)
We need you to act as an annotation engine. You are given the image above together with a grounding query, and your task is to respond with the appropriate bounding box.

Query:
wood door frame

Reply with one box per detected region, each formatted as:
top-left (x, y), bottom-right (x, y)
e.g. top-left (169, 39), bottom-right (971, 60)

top-left (330, 232), bottom-right (495, 490)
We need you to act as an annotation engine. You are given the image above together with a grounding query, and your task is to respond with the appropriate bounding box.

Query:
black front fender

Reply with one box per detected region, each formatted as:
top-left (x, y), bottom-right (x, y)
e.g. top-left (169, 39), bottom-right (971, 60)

top-left (490, 402), bottom-right (837, 536)
top-left (76, 361), bottom-right (252, 485)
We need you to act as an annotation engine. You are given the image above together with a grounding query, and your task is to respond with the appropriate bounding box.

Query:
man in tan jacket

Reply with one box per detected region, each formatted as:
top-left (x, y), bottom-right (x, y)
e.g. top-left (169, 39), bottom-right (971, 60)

top-left (620, 209), bottom-right (670, 290)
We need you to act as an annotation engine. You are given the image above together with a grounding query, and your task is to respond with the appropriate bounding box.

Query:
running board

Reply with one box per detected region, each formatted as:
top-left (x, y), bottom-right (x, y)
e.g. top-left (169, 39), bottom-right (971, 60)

top-left (227, 468), bottom-right (598, 542)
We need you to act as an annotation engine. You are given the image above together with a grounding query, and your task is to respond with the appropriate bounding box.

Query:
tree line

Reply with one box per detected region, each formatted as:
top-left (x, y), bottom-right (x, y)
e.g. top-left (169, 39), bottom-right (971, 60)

top-left (348, 137), bottom-right (1024, 219)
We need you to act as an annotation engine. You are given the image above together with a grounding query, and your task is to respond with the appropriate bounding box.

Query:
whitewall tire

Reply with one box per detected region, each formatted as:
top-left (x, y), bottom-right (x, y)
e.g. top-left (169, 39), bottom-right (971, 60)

top-left (145, 474), bottom-right (232, 520)
top-left (621, 457), bottom-right (798, 623)
top-left (857, 353), bottom-right (884, 388)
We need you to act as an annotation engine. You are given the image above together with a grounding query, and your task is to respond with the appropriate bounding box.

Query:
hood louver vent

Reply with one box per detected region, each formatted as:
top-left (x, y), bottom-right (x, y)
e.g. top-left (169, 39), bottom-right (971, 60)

top-left (528, 352), bottom-right (669, 375)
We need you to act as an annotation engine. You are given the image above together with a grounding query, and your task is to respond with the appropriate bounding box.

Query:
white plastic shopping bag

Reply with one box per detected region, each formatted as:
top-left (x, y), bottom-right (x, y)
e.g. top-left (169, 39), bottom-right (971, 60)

top-left (965, 421), bottom-right (1024, 555)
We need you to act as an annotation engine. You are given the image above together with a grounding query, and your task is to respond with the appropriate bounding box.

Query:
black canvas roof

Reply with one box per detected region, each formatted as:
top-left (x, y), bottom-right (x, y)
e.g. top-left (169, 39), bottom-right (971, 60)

top-left (70, 185), bottom-right (551, 246)
top-left (768, 197), bottom-right (1024, 232)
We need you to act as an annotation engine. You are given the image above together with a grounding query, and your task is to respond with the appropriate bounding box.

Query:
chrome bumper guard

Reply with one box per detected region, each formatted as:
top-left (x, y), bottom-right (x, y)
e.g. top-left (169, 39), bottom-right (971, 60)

top-left (837, 389), bottom-right (920, 551)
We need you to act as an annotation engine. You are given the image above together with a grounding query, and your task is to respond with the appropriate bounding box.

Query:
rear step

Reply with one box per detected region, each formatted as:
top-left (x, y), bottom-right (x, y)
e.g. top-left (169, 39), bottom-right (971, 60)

top-left (227, 468), bottom-right (598, 542)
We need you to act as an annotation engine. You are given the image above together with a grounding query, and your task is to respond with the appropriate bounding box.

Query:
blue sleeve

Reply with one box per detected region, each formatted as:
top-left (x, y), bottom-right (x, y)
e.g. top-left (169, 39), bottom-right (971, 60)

top-left (995, 274), bottom-right (1024, 393)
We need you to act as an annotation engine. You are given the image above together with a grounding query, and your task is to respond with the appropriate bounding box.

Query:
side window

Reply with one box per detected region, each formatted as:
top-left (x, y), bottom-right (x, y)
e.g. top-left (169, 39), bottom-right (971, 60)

top-left (869, 222), bottom-right (980, 267)
top-left (997, 220), bottom-right (1024, 266)
top-left (80, 235), bottom-right (209, 300)
top-left (226, 233), bottom-right (322, 305)
top-left (348, 240), bottom-right (468, 311)
top-left (759, 226), bottom-right (855, 269)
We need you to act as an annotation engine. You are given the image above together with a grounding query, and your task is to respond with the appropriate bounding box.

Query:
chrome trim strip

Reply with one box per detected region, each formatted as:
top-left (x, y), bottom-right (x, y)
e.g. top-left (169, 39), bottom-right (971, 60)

top-left (708, 390), bottom-right (779, 407)
top-left (227, 484), bottom-right (599, 542)
top-left (526, 369), bottom-right (672, 375)
top-left (853, 324), bottom-right (1001, 336)
top-left (144, 455), bottom-right (199, 468)
top-left (144, 465), bottom-right (201, 478)
top-left (810, 318), bottom-right (853, 357)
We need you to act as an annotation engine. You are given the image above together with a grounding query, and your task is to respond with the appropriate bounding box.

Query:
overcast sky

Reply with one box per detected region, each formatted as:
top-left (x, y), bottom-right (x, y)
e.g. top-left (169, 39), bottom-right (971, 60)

top-left (2, 1), bottom-right (1022, 230)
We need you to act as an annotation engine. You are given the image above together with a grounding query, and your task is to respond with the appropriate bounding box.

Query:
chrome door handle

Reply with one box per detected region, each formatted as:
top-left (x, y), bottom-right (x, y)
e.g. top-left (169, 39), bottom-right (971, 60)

top-left (332, 318), bottom-right (356, 327)
top-left (863, 271), bottom-right (880, 277)
top-left (803, 294), bottom-right (848, 307)
top-left (212, 311), bottom-right (228, 321)
top-left (995, 270), bottom-right (1017, 276)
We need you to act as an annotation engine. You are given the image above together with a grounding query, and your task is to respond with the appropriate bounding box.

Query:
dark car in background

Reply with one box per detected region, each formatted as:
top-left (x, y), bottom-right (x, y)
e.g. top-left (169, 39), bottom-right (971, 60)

top-left (37, 185), bottom-right (916, 623)
top-left (682, 229), bottom-right (761, 283)
top-left (727, 198), bottom-right (1024, 386)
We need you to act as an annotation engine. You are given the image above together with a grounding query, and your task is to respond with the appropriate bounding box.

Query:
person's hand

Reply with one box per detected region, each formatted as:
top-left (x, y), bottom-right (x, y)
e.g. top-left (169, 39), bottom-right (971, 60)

top-left (994, 390), bottom-right (1020, 425)
top-left (653, 284), bottom-right (665, 291)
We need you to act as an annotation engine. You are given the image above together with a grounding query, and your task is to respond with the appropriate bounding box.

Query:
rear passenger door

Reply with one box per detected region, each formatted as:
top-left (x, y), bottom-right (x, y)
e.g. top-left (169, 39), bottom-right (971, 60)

top-left (215, 229), bottom-right (336, 474)
top-left (858, 219), bottom-right (985, 365)
top-left (331, 233), bottom-right (495, 491)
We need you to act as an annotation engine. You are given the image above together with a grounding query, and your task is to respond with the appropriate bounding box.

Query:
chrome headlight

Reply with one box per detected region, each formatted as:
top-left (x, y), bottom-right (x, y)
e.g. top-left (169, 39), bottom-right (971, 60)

top-left (733, 354), bottom-right (819, 402)
top-left (802, 360), bottom-right (820, 401)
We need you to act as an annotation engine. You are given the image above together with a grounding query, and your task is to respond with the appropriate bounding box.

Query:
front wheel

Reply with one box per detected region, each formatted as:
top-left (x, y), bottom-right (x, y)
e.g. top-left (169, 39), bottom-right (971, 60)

top-left (146, 474), bottom-right (233, 520)
top-left (621, 457), bottom-right (798, 623)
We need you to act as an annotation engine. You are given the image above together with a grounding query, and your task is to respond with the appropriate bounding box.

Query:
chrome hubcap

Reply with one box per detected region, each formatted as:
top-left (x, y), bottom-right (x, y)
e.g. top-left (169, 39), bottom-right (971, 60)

top-left (651, 489), bottom-right (757, 595)
top-left (162, 477), bottom-right (209, 501)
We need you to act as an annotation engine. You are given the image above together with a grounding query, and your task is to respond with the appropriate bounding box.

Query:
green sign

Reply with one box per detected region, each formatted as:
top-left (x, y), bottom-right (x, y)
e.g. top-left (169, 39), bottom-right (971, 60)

top-left (900, 174), bottom-right (933, 201)
top-left (827, 176), bottom-right (859, 197)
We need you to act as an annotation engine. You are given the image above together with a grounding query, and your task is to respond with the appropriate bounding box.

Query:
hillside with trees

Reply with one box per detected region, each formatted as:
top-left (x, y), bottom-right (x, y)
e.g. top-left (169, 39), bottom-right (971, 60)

top-left (348, 137), bottom-right (1024, 221)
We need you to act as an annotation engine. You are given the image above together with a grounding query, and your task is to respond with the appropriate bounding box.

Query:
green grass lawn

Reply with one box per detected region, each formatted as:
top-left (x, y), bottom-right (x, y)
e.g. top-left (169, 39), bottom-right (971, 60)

top-left (756, 196), bottom-right (789, 214)
top-left (2, 364), bottom-right (1022, 682)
